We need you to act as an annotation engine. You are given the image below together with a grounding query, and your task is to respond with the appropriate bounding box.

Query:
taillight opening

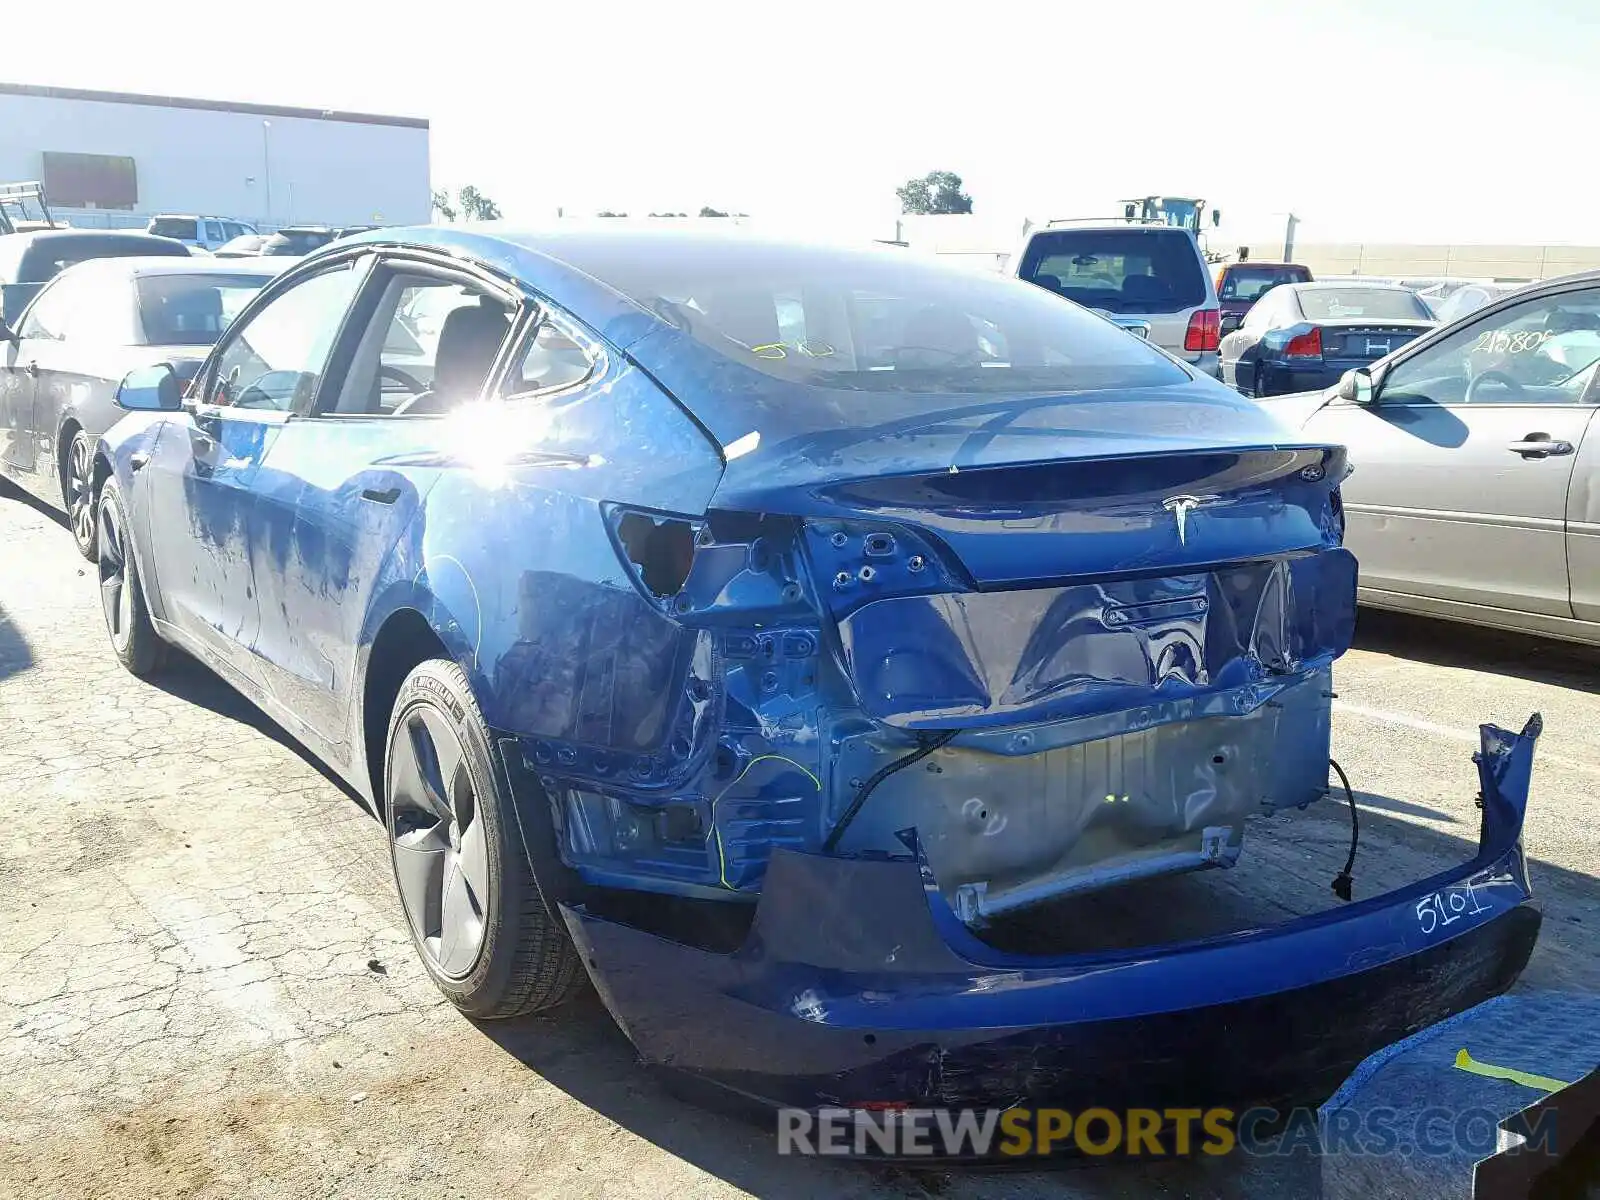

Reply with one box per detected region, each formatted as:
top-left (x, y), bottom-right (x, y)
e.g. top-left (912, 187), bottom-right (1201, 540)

top-left (1184, 308), bottom-right (1220, 353)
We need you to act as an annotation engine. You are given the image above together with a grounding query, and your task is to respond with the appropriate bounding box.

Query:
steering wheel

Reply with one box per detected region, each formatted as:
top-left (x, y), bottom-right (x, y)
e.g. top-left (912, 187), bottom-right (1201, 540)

top-left (1465, 369), bottom-right (1524, 404)
top-left (378, 364), bottom-right (426, 394)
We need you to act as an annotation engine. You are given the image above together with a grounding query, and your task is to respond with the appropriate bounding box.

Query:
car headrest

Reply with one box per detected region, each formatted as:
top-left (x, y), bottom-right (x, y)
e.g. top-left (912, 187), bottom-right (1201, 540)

top-left (433, 298), bottom-right (511, 396)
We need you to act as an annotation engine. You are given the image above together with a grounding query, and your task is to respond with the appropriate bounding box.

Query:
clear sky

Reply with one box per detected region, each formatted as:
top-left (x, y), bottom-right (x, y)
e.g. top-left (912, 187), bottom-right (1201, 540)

top-left (8, 0), bottom-right (1599, 244)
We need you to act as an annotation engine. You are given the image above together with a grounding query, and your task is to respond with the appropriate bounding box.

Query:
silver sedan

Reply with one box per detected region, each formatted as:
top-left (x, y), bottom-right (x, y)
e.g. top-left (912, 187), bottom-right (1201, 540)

top-left (1261, 269), bottom-right (1600, 645)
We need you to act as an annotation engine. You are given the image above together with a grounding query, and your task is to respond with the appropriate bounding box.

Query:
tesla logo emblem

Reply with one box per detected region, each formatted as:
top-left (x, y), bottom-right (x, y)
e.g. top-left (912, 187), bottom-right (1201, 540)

top-left (1162, 494), bottom-right (1221, 545)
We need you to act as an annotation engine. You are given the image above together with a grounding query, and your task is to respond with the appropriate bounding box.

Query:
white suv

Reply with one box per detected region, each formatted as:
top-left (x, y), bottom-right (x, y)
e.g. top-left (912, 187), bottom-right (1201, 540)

top-left (1010, 220), bottom-right (1221, 376)
top-left (146, 215), bottom-right (258, 252)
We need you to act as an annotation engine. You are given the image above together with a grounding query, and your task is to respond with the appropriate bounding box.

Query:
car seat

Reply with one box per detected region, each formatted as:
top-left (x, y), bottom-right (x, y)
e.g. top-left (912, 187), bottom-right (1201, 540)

top-left (394, 297), bottom-right (511, 415)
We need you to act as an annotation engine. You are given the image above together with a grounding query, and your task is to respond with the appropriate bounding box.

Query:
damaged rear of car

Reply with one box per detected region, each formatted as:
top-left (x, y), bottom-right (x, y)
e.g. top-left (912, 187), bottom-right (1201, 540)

top-left (122, 226), bottom-right (1533, 1127)
top-left (462, 231), bottom-right (1541, 1118)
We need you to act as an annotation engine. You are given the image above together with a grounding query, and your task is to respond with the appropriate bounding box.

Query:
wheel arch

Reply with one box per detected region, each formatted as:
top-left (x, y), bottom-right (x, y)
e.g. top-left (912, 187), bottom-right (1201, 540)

top-left (89, 446), bottom-right (115, 504)
top-left (359, 606), bottom-right (454, 812)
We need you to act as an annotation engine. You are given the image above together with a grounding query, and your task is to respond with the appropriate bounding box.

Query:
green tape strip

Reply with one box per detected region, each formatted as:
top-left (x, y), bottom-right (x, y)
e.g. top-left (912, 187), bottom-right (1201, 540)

top-left (1454, 1048), bottom-right (1571, 1094)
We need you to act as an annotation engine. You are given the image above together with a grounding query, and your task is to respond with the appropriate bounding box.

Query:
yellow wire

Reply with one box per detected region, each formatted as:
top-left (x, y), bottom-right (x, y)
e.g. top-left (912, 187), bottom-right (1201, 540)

top-left (706, 753), bottom-right (822, 889)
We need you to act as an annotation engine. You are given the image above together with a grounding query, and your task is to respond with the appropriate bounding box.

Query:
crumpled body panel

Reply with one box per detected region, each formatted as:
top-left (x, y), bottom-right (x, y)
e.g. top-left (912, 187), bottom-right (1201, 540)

top-left (838, 550), bottom-right (1356, 730)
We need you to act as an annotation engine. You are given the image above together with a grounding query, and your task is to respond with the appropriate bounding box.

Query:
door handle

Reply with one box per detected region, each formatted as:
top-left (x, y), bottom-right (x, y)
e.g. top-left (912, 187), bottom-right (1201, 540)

top-left (361, 486), bottom-right (402, 505)
top-left (1507, 435), bottom-right (1574, 459)
top-left (23, 361), bottom-right (38, 377)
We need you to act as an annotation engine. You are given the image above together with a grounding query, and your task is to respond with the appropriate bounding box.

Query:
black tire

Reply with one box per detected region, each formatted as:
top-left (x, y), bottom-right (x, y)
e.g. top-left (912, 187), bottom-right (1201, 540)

top-left (63, 428), bottom-right (98, 561)
top-left (384, 659), bottom-right (583, 1019)
top-left (97, 476), bottom-right (167, 677)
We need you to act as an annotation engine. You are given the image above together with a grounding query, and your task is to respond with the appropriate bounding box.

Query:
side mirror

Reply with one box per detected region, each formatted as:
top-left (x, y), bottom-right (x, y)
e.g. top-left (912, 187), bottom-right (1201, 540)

top-left (1219, 313), bottom-right (1243, 335)
top-left (115, 364), bottom-right (184, 412)
top-left (1337, 367), bottom-right (1376, 405)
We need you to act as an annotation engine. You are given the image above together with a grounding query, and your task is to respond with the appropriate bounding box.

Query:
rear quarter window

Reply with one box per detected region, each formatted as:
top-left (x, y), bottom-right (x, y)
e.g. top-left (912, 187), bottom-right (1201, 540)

top-left (1019, 229), bottom-right (1207, 314)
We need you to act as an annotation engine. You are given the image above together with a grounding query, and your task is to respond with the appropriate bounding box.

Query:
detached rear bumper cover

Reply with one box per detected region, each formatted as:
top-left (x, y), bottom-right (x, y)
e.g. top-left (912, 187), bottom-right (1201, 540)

top-left (561, 717), bottom-right (1542, 1111)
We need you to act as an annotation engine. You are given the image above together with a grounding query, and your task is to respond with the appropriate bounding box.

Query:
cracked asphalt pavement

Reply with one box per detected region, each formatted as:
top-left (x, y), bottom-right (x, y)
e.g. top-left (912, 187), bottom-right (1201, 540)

top-left (2, 478), bottom-right (1597, 1199)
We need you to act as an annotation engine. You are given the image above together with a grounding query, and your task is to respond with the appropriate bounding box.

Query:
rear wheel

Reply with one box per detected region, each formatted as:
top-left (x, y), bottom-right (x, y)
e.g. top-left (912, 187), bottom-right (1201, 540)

top-left (384, 659), bottom-right (583, 1019)
top-left (64, 429), bottom-right (98, 561)
top-left (97, 477), bottom-right (167, 677)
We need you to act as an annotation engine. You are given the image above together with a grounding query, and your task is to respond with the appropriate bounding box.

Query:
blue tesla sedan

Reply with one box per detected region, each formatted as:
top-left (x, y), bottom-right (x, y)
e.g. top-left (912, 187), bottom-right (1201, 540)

top-left (92, 225), bottom-right (1540, 1118)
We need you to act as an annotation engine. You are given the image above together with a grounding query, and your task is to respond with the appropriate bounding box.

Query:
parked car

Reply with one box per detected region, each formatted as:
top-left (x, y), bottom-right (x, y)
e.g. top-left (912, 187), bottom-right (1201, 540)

top-left (1260, 270), bottom-right (1600, 646)
top-left (1215, 261), bottom-right (1312, 332)
top-left (0, 256), bottom-right (281, 556)
top-left (146, 215), bottom-right (258, 252)
top-left (85, 224), bottom-right (1539, 1115)
top-left (260, 226), bottom-right (338, 256)
top-left (0, 229), bottom-right (190, 323)
top-left (1427, 281), bottom-right (1528, 325)
top-left (213, 234), bottom-right (272, 258)
top-left (1011, 219), bottom-right (1221, 374)
top-left (1219, 281), bottom-right (1435, 396)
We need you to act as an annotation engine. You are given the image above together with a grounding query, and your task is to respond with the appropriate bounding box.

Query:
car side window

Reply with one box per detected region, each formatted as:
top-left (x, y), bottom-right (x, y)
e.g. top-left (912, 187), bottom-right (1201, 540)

top-left (504, 312), bottom-right (598, 397)
top-left (17, 276), bottom-right (76, 340)
top-left (204, 263), bottom-right (363, 412)
top-left (1380, 288), bottom-right (1600, 407)
top-left (319, 270), bottom-right (516, 417)
top-left (61, 276), bottom-right (132, 344)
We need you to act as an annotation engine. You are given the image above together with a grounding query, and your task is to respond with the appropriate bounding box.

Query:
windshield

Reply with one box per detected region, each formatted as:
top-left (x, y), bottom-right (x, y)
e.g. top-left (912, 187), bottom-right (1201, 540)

top-left (136, 273), bottom-right (272, 346)
top-left (1297, 288), bottom-right (1430, 321)
top-left (1017, 229), bottom-right (1208, 314)
top-left (574, 236), bottom-right (1190, 393)
top-left (148, 217), bottom-right (198, 240)
top-left (1219, 266), bottom-right (1308, 302)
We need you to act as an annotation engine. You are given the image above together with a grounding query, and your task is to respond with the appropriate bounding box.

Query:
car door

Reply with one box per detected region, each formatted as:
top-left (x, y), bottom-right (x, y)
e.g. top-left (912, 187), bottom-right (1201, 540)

top-left (140, 257), bottom-right (369, 682)
top-left (247, 256), bottom-right (528, 751)
top-left (1, 279), bottom-right (77, 473)
top-left (1304, 281), bottom-right (1600, 618)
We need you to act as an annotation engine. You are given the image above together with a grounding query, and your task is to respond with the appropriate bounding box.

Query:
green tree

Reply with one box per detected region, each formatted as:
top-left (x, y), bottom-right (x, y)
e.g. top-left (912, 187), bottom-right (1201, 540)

top-left (698, 206), bottom-right (729, 217)
top-left (430, 189), bottom-right (457, 222)
top-left (896, 171), bottom-right (974, 215)
top-left (457, 185), bottom-right (503, 221)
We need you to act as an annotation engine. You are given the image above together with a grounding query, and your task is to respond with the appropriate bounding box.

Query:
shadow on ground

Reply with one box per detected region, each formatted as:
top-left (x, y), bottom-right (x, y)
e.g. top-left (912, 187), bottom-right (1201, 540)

top-left (0, 601), bottom-right (31, 681)
top-left (1355, 608), bottom-right (1600, 693)
top-left (147, 651), bottom-right (374, 815)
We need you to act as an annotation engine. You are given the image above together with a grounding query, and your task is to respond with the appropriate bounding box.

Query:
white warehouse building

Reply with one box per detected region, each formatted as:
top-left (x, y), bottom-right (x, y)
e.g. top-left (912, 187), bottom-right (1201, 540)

top-left (0, 82), bottom-right (430, 231)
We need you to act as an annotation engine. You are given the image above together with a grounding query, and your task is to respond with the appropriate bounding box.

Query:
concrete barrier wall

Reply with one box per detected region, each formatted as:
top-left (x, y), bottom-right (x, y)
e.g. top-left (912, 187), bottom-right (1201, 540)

top-left (1294, 244), bottom-right (1600, 281)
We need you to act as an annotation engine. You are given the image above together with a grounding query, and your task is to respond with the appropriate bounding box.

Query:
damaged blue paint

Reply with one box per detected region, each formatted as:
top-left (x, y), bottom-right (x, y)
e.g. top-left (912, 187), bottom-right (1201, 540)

top-left (90, 225), bottom-right (1542, 1112)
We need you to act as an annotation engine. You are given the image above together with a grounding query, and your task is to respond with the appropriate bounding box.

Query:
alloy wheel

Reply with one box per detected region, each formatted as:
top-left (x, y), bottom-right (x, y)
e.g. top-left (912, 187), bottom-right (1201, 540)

top-left (97, 498), bottom-right (133, 653)
top-left (388, 707), bottom-right (491, 979)
top-left (67, 434), bottom-right (96, 553)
